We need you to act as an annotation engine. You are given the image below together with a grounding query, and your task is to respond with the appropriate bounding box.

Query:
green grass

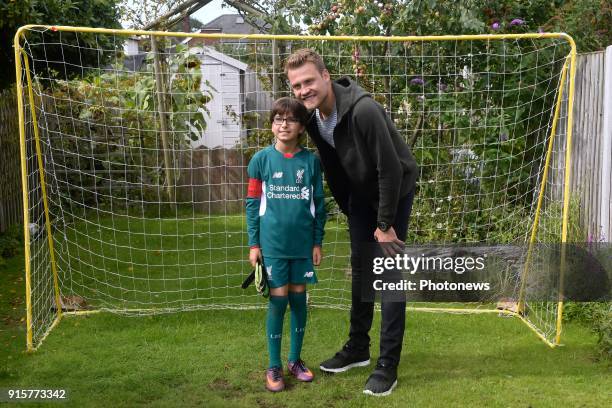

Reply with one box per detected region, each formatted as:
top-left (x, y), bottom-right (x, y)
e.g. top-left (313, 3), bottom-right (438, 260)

top-left (47, 214), bottom-right (351, 310)
top-left (1, 252), bottom-right (610, 407)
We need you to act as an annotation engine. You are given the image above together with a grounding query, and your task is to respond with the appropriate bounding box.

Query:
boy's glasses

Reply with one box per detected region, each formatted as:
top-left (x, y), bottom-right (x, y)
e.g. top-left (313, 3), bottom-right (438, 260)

top-left (273, 116), bottom-right (300, 125)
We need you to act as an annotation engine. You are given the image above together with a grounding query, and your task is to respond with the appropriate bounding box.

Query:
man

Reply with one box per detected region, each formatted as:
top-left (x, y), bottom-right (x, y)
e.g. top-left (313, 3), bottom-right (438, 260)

top-left (285, 48), bottom-right (418, 396)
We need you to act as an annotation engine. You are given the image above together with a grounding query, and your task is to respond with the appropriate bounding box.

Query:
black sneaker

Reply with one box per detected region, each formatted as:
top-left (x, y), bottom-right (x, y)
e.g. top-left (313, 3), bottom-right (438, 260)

top-left (319, 342), bottom-right (370, 373)
top-left (363, 361), bottom-right (398, 396)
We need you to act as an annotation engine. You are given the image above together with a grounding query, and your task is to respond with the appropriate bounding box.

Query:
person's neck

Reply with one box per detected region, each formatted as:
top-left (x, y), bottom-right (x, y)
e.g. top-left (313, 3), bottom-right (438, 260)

top-left (275, 140), bottom-right (301, 155)
top-left (317, 87), bottom-right (336, 120)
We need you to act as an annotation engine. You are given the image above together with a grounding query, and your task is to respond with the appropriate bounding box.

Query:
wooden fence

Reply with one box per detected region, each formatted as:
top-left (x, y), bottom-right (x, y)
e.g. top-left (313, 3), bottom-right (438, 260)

top-left (554, 46), bottom-right (612, 241)
top-left (0, 87), bottom-right (22, 233)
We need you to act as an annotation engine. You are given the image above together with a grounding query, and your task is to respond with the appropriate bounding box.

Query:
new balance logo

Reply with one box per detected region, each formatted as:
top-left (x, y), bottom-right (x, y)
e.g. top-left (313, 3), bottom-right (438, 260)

top-left (272, 172), bottom-right (283, 179)
top-left (304, 271), bottom-right (314, 278)
top-left (266, 265), bottom-right (273, 277)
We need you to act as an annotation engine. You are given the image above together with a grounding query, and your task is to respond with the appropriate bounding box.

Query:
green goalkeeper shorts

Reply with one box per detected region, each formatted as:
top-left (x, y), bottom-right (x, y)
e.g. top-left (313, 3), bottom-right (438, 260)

top-left (262, 257), bottom-right (318, 288)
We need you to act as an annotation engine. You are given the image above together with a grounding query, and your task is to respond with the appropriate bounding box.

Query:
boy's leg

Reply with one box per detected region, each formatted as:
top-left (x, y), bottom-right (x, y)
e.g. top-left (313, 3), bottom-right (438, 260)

top-left (288, 289), bottom-right (307, 363)
top-left (287, 260), bottom-right (314, 361)
top-left (287, 285), bottom-right (314, 381)
top-left (267, 293), bottom-right (289, 368)
top-left (266, 287), bottom-right (288, 392)
top-left (264, 257), bottom-right (290, 370)
top-left (287, 259), bottom-right (315, 381)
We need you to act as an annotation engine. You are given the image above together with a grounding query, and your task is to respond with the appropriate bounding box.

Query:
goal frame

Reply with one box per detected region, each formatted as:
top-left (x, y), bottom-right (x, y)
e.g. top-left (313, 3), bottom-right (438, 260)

top-left (14, 25), bottom-right (578, 351)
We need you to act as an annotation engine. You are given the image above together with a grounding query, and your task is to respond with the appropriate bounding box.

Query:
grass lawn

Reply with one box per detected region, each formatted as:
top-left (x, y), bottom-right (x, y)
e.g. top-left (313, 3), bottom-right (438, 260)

top-left (1, 252), bottom-right (610, 407)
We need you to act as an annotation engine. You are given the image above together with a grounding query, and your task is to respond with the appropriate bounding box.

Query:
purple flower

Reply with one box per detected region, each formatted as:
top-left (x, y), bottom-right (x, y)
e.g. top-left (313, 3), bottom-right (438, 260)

top-left (491, 22), bottom-right (501, 30)
top-left (438, 82), bottom-right (447, 92)
top-left (509, 18), bottom-right (525, 26)
top-left (410, 77), bottom-right (424, 86)
top-left (538, 27), bottom-right (545, 34)
top-left (499, 132), bottom-right (508, 142)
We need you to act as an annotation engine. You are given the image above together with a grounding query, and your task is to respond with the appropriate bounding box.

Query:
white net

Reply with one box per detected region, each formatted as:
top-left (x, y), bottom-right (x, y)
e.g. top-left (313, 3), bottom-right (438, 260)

top-left (16, 27), bottom-right (575, 349)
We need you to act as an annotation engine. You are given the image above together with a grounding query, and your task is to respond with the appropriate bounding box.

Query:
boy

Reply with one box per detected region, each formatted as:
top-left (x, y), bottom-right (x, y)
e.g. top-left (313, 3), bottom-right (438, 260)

top-left (246, 97), bottom-right (326, 392)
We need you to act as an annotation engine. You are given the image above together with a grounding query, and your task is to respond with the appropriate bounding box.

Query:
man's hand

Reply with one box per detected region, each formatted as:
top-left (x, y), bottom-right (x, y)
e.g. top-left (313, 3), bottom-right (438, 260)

top-left (313, 245), bottom-right (322, 266)
top-left (249, 247), bottom-right (261, 267)
top-left (374, 227), bottom-right (405, 257)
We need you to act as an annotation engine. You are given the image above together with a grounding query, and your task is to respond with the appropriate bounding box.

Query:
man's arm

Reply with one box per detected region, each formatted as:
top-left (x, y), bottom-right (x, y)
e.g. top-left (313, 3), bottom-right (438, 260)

top-left (353, 100), bottom-right (403, 226)
top-left (305, 121), bottom-right (351, 215)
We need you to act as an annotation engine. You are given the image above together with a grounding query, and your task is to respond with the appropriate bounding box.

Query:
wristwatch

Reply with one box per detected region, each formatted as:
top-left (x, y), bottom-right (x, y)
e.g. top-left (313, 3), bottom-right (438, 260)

top-left (377, 221), bottom-right (391, 232)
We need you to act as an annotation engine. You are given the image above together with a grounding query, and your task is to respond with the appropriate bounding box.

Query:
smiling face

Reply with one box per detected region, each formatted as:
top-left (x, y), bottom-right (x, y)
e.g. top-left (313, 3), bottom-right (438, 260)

top-left (286, 62), bottom-right (332, 111)
top-left (271, 113), bottom-right (305, 145)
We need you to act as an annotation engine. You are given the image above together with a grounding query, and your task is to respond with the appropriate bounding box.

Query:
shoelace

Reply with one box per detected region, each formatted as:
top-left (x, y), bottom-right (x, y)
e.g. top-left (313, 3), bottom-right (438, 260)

top-left (293, 359), bottom-right (307, 373)
top-left (270, 367), bottom-right (282, 381)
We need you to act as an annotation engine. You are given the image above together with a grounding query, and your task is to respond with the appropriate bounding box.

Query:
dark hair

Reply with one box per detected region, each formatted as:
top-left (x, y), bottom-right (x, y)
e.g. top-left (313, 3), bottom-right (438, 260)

top-left (284, 48), bottom-right (326, 74)
top-left (269, 97), bottom-right (309, 125)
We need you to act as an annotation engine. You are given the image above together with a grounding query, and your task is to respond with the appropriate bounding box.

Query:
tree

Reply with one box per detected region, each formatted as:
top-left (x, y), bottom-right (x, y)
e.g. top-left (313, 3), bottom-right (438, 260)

top-left (232, 0), bottom-right (596, 242)
top-left (170, 16), bottom-right (207, 32)
top-left (1, 0), bottom-right (122, 90)
top-left (119, 0), bottom-right (186, 29)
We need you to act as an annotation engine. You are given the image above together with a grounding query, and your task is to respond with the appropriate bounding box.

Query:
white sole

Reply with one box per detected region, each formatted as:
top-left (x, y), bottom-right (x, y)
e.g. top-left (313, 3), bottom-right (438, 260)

top-left (319, 359), bottom-right (370, 373)
top-left (363, 379), bottom-right (398, 397)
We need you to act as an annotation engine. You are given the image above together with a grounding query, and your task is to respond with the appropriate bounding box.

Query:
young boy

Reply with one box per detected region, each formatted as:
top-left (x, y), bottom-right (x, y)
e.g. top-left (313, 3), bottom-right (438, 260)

top-left (246, 97), bottom-right (326, 392)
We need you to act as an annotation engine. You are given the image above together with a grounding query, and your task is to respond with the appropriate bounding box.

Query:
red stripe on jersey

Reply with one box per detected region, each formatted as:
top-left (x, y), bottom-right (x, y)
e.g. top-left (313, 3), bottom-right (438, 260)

top-left (247, 178), bottom-right (262, 198)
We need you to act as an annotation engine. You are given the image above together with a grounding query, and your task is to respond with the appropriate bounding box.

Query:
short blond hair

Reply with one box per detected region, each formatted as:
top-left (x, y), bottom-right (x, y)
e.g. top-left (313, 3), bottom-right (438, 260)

top-left (284, 48), bottom-right (327, 74)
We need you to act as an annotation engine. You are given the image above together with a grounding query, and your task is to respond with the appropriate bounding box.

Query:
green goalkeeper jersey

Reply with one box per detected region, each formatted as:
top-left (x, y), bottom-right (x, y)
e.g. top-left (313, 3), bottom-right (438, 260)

top-left (246, 145), bottom-right (326, 259)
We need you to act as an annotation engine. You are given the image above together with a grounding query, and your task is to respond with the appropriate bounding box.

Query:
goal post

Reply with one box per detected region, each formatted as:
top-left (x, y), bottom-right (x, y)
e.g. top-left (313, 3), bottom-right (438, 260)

top-left (14, 25), bottom-right (577, 351)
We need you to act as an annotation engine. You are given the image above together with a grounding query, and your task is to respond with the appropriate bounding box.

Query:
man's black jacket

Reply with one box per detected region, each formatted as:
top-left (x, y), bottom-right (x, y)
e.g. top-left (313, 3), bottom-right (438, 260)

top-left (305, 77), bottom-right (418, 225)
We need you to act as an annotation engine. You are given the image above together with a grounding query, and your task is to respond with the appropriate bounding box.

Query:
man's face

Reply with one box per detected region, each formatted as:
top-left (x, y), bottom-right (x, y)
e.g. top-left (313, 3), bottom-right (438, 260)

top-left (286, 62), bottom-right (330, 110)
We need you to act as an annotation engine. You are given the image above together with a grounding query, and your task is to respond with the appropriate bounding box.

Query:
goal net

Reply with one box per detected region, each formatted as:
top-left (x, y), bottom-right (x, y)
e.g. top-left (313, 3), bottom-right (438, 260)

top-left (14, 26), bottom-right (576, 350)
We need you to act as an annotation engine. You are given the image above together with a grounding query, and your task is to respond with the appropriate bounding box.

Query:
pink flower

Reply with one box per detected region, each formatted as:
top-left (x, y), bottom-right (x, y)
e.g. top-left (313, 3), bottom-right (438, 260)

top-left (509, 18), bottom-right (525, 26)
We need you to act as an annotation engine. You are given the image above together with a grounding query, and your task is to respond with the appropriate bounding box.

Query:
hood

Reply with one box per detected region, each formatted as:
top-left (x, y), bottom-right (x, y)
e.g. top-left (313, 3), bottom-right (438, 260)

top-left (332, 77), bottom-right (371, 122)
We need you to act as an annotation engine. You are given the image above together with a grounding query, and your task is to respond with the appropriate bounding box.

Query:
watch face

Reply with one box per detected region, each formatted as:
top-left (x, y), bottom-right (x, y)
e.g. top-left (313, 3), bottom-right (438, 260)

top-left (378, 222), bottom-right (389, 231)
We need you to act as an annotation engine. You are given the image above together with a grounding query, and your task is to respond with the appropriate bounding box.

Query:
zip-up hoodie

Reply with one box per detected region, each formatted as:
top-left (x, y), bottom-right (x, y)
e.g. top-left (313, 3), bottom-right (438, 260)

top-left (305, 77), bottom-right (418, 225)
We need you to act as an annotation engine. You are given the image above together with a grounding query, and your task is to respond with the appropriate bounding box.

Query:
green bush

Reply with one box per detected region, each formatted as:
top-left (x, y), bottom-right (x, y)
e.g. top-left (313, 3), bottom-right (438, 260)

top-left (0, 224), bottom-right (23, 266)
top-left (564, 302), bottom-right (611, 360)
top-left (591, 305), bottom-right (612, 360)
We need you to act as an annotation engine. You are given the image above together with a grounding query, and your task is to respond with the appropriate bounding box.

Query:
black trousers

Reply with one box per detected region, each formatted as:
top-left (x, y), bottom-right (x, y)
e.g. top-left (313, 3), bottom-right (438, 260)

top-left (347, 189), bottom-right (415, 367)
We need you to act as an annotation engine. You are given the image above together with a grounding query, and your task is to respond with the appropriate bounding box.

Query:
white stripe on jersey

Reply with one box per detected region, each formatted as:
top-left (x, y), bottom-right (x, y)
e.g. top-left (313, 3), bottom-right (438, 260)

top-left (309, 185), bottom-right (315, 217)
top-left (259, 181), bottom-right (267, 216)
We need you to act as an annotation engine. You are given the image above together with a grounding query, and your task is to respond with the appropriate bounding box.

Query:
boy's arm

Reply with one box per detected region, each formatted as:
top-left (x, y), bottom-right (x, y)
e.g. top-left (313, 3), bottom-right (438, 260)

top-left (313, 157), bottom-right (327, 246)
top-left (246, 158), bottom-right (262, 248)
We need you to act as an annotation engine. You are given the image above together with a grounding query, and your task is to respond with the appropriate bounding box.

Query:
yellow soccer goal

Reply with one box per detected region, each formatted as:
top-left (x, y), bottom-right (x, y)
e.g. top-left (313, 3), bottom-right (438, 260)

top-left (14, 26), bottom-right (576, 351)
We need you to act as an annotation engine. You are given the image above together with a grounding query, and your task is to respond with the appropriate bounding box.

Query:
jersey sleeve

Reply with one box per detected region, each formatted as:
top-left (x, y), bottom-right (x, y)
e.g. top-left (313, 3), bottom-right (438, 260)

top-left (246, 154), bottom-right (263, 248)
top-left (312, 156), bottom-right (326, 246)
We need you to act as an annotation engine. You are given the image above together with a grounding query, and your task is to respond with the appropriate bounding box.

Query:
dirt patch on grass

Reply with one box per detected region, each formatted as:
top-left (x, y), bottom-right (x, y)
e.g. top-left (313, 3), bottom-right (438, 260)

top-left (209, 378), bottom-right (244, 398)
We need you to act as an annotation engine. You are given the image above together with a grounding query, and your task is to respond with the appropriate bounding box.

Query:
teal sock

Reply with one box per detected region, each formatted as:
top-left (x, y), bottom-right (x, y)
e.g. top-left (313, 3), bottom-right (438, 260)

top-left (288, 291), bottom-right (307, 362)
top-left (266, 295), bottom-right (288, 368)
